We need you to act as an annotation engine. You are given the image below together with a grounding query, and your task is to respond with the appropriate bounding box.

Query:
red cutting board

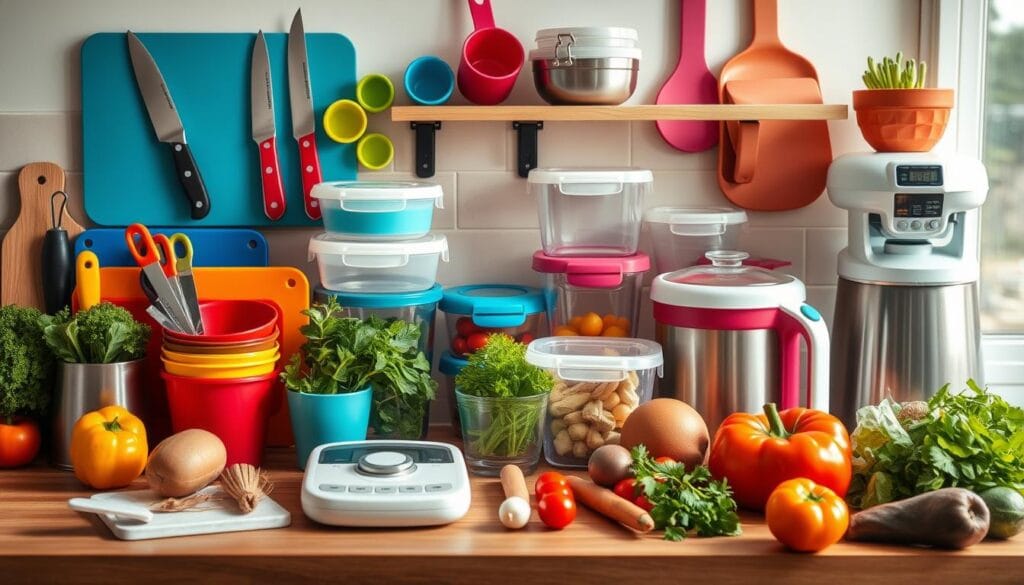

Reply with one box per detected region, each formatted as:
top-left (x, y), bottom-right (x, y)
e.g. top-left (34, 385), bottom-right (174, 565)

top-left (76, 266), bottom-right (309, 446)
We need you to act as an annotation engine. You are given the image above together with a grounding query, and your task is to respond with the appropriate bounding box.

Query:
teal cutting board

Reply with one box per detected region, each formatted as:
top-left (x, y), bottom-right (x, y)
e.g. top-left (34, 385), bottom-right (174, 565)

top-left (81, 32), bottom-right (356, 227)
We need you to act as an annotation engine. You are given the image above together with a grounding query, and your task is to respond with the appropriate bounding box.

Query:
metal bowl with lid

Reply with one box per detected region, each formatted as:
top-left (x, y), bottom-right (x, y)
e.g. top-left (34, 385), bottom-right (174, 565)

top-left (530, 27), bottom-right (641, 105)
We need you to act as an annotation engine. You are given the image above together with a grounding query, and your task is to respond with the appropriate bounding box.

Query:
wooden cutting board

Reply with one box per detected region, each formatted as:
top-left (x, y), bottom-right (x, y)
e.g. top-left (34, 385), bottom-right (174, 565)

top-left (1, 162), bottom-right (85, 309)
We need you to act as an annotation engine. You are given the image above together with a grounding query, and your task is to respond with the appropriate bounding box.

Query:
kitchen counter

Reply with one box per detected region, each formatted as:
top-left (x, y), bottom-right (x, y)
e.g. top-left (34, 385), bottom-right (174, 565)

top-left (2, 436), bottom-right (1022, 585)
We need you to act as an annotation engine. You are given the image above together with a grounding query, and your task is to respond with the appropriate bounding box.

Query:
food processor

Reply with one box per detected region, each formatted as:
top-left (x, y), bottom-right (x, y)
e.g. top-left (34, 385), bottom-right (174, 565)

top-left (827, 152), bottom-right (989, 429)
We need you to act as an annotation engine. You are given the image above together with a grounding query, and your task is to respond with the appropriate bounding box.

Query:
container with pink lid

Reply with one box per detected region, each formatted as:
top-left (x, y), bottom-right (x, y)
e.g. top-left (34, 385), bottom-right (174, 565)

top-left (532, 251), bottom-right (649, 338)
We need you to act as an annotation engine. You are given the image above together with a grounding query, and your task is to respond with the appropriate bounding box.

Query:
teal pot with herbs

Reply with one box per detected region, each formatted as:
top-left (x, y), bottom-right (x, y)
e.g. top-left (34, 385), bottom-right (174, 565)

top-left (455, 390), bottom-right (549, 476)
top-left (287, 386), bottom-right (372, 469)
top-left (51, 359), bottom-right (146, 469)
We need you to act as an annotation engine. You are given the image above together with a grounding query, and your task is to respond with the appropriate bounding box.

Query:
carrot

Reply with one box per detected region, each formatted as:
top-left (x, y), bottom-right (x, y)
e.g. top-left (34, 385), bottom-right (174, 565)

top-left (567, 475), bottom-right (655, 533)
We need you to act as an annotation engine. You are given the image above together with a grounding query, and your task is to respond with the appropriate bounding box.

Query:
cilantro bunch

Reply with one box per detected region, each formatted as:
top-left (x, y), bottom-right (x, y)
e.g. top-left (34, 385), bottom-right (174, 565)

top-left (631, 445), bottom-right (742, 541)
top-left (39, 303), bottom-right (150, 364)
top-left (0, 304), bottom-right (54, 420)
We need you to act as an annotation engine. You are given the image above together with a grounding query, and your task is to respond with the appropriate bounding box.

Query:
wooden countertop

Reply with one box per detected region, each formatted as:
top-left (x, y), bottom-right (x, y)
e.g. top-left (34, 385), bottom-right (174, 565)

top-left (2, 435), bottom-right (1022, 585)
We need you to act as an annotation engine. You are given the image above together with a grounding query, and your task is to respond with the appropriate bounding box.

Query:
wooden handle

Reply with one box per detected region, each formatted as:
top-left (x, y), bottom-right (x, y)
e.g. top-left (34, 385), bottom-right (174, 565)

top-left (500, 465), bottom-right (529, 501)
top-left (297, 131), bottom-right (322, 219)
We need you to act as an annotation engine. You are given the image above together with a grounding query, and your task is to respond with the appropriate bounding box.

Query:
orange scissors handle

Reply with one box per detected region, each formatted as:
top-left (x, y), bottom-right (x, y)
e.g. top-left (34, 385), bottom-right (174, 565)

top-left (152, 234), bottom-right (178, 278)
top-left (125, 223), bottom-right (160, 268)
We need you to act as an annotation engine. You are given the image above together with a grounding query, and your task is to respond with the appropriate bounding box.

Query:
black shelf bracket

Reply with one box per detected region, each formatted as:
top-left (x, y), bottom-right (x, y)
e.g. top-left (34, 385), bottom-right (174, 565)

top-left (513, 121), bottom-right (543, 178)
top-left (411, 121), bottom-right (442, 178)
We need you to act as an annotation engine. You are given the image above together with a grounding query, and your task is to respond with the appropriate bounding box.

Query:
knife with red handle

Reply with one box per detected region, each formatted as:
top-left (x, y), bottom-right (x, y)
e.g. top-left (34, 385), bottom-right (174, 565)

top-left (251, 30), bottom-right (286, 220)
top-left (288, 9), bottom-right (322, 220)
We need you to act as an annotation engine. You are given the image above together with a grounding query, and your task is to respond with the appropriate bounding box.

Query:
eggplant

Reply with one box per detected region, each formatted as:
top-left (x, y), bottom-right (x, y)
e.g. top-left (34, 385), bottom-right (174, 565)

top-left (846, 488), bottom-right (990, 549)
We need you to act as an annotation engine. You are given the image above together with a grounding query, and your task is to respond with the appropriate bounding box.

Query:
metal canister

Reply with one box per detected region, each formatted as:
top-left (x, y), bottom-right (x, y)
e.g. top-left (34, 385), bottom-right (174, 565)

top-left (51, 359), bottom-right (146, 469)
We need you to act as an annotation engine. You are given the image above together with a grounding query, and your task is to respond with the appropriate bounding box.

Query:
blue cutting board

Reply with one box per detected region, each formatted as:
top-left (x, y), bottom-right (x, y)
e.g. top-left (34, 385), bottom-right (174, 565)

top-left (74, 228), bottom-right (269, 267)
top-left (81, 32), bottom-right (357, 227)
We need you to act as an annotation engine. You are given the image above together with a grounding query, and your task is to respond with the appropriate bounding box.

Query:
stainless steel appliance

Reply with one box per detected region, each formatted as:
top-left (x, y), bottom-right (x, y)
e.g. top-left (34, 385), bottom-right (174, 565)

top-left (827, 152), bottom-right (989, 429)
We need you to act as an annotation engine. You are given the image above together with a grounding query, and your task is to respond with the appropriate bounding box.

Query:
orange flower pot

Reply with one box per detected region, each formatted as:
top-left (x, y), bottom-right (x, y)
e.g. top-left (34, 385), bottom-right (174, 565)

top-left (852, 88), bottom-right (954, 152)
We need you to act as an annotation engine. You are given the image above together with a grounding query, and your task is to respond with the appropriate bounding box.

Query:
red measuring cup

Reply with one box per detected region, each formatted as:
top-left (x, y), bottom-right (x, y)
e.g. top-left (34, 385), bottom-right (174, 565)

top-left (457, 0), bottom-right (524, 105)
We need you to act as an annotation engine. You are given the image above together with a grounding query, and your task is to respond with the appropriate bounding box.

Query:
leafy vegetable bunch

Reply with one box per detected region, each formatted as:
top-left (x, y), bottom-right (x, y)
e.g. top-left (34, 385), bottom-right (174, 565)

top-left (40, 303), bottom-right (151, 364)
top-left (631, 445), bottom-right (742, 541)
top-left (282, 299), bottom-right (436, 438)
top-left (849, 380), bottom-right (1024, 509)
top-left (0, 305), bottom-right (54, 420)
top-left (455, 333), bottom-right (553, 457)
top-left (863, 52), bottom-right (927, 89)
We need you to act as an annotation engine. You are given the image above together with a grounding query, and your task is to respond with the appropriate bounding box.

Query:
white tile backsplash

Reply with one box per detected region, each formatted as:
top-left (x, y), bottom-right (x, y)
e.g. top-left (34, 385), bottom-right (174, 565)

top-left (456, 172), bottom-right (535, 229)
top-left (806, 228), bottom-right (848, 286)
top-left (508, 121), bottom-right (632, 169)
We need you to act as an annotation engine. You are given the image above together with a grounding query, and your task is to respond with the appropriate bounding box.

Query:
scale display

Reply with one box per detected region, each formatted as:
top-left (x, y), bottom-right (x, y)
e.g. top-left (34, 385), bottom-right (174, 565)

top-left (896, 164), bottom-right (943, 187)
top-left (318, 445), bottom-right (454, 465)
top-left (894, 193), bottom-right (944, 218)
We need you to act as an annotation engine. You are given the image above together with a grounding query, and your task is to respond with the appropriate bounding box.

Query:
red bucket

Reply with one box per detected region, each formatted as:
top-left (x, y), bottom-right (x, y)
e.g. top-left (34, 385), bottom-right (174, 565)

top-left (162, 370), bottom-right (280, 466)
top-left (164, 300), bottom-right (279, 344)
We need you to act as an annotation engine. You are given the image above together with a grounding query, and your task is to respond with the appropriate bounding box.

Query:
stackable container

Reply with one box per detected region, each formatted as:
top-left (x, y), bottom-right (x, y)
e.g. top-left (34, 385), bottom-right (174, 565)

top-left (438, 350), bottom-right (470, 437)
top-left (644, 206), bottom-right (748, 273)
top-left (439, 284), bottom-right (548, 358)
top-left (530, 27), bottom-right (641, 105)
top-left (525, 337), bottom-right (663, 468)
top-left (308, 233), bottom-right (449, 293)
top-left (311, 181), bottom-right (443, 240)
top-left (315, 284), bottom-right (443, 361)
top-left (529, 168), bottom-right (652, 256)
top-left (532, 251), bottom-right (649, 337)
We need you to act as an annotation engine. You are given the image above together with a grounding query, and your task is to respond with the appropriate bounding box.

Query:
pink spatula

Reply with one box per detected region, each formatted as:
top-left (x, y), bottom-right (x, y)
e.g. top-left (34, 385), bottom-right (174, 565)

top-left (656, 0), bottom-right (718, 152)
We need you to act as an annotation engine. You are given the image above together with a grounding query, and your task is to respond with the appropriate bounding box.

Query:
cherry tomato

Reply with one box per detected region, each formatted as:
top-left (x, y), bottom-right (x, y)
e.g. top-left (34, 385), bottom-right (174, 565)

top-left (537, 492), bottom-right (576, 529)
top-left (654, 456), bottom-right (677, 466)
top-left (613, 478), bottom-right (638, 501)
top-left (534, 471), bottom-right (568, 495)
top-left (537, 484), bottom-right (573, 499)
top-left (634, 495), bottom-right (654, 512)
top-left (466, 332), bottom-right (490, 352)
top-left (517, 332), bottom-right (535, 345)
top-left (0, 417), bottom-right (40, 468)
top-left (456, 317), bottom-right (480, 338)
top-left (451, 336), bottom-right (468, 356)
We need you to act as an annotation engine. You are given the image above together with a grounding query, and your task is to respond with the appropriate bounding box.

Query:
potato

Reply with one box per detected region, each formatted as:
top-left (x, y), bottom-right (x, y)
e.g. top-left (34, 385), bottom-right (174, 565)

top-left (146, 429), bottom-right (227, 497)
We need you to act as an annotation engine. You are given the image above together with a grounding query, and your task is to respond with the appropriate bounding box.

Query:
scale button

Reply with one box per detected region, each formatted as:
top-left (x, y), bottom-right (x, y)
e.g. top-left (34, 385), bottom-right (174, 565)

top-left (400, 485), bottom-right (423, 494)
top-left (358, 451), bottom-right (415, 476)
top-left (910, 220), bottom-right (922, 230)
top-left (928, 220), bottom-right (940, 230)
top-left (319, 484), bottom-right (345, 492)
top-left (897, 220), bottom-right (909, 230)
top-left (800, 304), bottom-right (822, 322)
top-left (425, 483), bottom-right (453, 493)
top-left (348, 485), bottom-right (372, 494)
top-left (375, 486), bottom-right (398, 494)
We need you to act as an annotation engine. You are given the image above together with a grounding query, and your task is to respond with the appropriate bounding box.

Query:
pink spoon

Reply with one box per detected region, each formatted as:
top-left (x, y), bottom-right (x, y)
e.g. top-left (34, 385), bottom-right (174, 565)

top-left (656, 0), bottom-right (719, 152)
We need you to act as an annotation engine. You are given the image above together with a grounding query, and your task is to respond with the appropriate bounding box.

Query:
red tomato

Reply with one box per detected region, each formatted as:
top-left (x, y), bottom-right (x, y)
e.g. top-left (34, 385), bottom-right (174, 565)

top-left (517, 332), bottom-right (535, 345)
top-left (613, 478), bottom-right (638, 501)
top-left (456, 317), bottom-right (480, 337)
top-left (634, 495), bottom-right (654, 512)
top-left (0, 417), bottom-right (41, 468)
top-left (451, 336), bottom-right (468, 356)
top-left (537, 493), bottom-right (577, 529)
top-left (466, 332), bottom-right (490, 353)
top-left (654, 456), bottom-right (677, 466)
top-left (534, 471), bottom-right (568, 495)
top-left (537, 484), bottom-right (572, 499)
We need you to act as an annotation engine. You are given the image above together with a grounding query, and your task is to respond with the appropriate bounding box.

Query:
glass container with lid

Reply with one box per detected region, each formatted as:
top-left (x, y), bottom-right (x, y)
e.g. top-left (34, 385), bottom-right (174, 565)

top-left (644, 206), bottom-right (748, 273)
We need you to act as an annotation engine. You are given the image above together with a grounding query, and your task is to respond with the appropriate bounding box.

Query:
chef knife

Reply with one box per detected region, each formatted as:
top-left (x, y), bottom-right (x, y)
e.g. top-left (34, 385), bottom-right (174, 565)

top-left (251, 31), bottom-right (286, 221)
top-left (126, 31), bottom-right (211, 220)
top-left (287, 9), bottom-right (323, 220)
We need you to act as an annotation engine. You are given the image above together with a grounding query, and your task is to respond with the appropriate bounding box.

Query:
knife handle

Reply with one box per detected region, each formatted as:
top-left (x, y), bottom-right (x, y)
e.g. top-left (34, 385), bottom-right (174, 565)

top-left (297, 132), bottom-right (322, 219)
top-left (170, 142), bottom-right (211, 220)
top-left (258, 137), bottom-right (286, 221)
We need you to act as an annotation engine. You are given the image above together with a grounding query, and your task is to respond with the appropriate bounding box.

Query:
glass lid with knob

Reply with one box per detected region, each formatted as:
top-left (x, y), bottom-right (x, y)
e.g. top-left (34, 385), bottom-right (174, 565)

top-left (651, 251), bottom-right (808, 310)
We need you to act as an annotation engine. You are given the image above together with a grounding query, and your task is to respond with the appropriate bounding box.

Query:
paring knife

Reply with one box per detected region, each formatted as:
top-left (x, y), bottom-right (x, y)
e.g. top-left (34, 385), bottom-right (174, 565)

top-left (126, 31), bottom-right (211, 220)
top-left (288, 9), bottom-right (323, 220)
top-left (251, 31), bottom-right (286, 221)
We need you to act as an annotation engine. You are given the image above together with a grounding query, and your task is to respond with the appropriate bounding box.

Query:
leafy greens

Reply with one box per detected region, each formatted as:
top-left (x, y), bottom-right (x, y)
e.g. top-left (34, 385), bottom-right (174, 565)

top-left (0, 304), bottom-right (54, 420)
top-left (39, 303), bottom-right (150, 364)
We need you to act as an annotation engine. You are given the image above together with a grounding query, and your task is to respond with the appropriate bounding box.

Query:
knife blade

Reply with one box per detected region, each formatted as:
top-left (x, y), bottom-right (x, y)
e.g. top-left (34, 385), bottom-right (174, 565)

top-left (126, 31), bottom-right (211, 220)
top-left (251, 31), bottom-right (286, 221)
top-left (287, 9), bottom-right (323, 220)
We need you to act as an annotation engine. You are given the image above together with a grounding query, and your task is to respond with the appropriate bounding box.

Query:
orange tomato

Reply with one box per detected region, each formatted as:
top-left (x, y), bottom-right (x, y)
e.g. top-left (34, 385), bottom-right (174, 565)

top-left (602, 325), bottom-right (627, 337)
top-left (568, 315), bottom-right (583, 329)
top-left (553, 326), bottom-right (578, 337)
top-left (615, 316), bottom-right (631, 331)
top-left (602, 314), bottom-right (619, 329)
top-left (765, 478), bottom-right (849, 552)
top-left (578, 312), bottom-right (604, 336)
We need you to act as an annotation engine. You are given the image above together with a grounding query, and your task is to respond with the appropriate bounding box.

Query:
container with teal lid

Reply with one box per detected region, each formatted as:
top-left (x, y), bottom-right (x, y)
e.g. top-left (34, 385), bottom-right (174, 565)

top-left (439, 284), bottom-right (548, 358)
top-left (311, 181), bottom-right (444, 240)
top-left (438, 350), bottom-right (470, 437)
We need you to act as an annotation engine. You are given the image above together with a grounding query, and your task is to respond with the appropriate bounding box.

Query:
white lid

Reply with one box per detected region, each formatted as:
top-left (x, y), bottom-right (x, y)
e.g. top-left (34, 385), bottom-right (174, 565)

top-left (308, 233), bottom-right (450, 261)
top-left (532, 27), bottom-right (641, 62)
top-left (527, 167), bottom-right (653, 185)
top-left (312, 181), bottom-right (443, 207)
top-left (644, 206), bottom-right (748, 226)
top-left (530, 46), bottom-right (642, 61)
top-left (525, 336), bottom-right (663, 382)
top-left (535, 27), bottom-right (639, 44)
top-left (650, 251), bottom-right (806, 309)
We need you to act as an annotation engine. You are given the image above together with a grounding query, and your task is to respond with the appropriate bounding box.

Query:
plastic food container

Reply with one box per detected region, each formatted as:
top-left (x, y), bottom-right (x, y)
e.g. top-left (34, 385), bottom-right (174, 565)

top-left (311, 181), bottom-right (443, 240)
top-left (439, 284), bottom-right (548, 358)
top-left (308, 233), bottom-right (449, 293)
top-left (644, 207), bottom-right (748, 273)
top-left (532, 251), bottom-right (649, 337)
top-left (530, 167), bottom-right (652, 256)
top-left (439, 351), bottom-right (469, 437)
top-left (315, 284), bottom-right (443, 361)
top-left (530, 27), bottom-right (641, 105)
top-left (525, 337), bottom-right (663, 468)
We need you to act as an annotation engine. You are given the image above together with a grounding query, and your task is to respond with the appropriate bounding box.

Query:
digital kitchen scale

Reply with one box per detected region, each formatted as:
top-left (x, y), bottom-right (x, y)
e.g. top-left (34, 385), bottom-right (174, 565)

top-left (301, 440), bottom-right (472, 527)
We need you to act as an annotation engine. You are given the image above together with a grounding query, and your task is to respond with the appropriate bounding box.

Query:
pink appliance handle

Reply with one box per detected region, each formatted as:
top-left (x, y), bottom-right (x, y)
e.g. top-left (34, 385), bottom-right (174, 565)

top-left (680, 0), bottom-right (708, 67)
top-left (777, 303), bottom-right (830, 412)
top-left (468, 0), bottom-right (496, 30)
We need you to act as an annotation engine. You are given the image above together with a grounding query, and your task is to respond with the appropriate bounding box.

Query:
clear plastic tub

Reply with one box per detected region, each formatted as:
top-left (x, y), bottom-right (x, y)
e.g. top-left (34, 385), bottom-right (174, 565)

top-left (311, 181), bottom-right (443, 240)
top-left (532, 251), bottom-right (649, 337)
top-left (644, 207), bottom-right (748, 273)
top-left (525, 336), bottom-right (663, 468)
top-left (438, 350), bottom-right (469, 437)
top-left (529, 168), bottom-right (652, 256)
top-left (308, 233), bottom-right (449, 293)
top-left (439, 284), bottom-right (548, 358)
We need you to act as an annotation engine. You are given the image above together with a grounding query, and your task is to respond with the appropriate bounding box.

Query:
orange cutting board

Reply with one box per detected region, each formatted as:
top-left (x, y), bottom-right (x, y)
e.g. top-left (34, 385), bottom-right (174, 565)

top-left (78, 266), bottom-right (309, 446)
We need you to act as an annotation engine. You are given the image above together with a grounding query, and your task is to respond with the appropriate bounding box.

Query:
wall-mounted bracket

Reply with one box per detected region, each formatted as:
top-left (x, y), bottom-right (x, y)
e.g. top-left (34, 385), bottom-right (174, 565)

top-left (411, 121), bottom-right (442, 178)
top-left (513, 121), bottom-right (543, 178)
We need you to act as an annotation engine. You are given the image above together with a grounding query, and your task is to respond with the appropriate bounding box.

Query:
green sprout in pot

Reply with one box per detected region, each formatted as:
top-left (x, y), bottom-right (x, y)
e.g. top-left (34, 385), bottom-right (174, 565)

top-left (0, 305), bottom-right (54, 419)
top-left (455, 334), bottom-right (554, 458)
top-left (39, 303), bottom-right (151, 364)
top-left (862, 51), bottom-right (927, 89)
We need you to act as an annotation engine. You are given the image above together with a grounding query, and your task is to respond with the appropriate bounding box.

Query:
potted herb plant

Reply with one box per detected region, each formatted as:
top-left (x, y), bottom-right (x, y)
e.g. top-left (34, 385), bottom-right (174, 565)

top-left (282, 299), bottom-right (436, 469)
top-left (0, 305), bottom-right (54, 468)
top-left (853, 52), bottom-right (954, 152)
top-left (40, 303), bottom-right (151, 469)
top-left (455, 334), bottom-right (554, 476)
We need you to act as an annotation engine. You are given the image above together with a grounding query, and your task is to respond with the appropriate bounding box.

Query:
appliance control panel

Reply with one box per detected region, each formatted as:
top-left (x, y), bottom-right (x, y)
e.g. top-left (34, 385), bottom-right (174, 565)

top-left (891, 193), bottom-right (946, 235)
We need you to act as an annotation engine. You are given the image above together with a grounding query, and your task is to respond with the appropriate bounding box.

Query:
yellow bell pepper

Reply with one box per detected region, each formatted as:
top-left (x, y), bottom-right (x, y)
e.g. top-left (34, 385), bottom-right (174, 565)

top-left (70, 405), bottom-right (148, 489)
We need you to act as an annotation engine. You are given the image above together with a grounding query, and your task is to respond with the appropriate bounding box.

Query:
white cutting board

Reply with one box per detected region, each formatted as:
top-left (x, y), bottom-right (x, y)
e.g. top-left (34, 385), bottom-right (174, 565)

top-left (81, 486), bottom-right (290, 540)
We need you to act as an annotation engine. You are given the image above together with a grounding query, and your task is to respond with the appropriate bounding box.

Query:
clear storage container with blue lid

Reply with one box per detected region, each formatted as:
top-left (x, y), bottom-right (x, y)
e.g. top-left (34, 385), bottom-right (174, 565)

top-left (439, 284), bottom-right (548, 358)
top-left (438, 350), bottom-right (470, 437)
top-left (311, 181), bottom-right (444, 240)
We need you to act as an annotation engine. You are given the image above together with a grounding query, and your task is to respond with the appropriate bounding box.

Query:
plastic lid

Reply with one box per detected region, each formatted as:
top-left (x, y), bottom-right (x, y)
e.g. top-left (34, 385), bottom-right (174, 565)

top-left (315, 283), bottom-right (443, 308)
top-left (527, 167), bottom-right (653, 185)
top-left (524, 336), bottom-right (663, 382)
top-left (535, 27), bottom-right (639, 44)
top-left (532, 250), bottom-right (650, 275)
top-left (650, 251), bottom-right (806, 309)
top-left (529, 46), bottom-right (642, 61)
top-left (438, 351), bottom-right (469, 376)
top-left (440, 284), bottom-right (546, 321)
top-left (308, 233), bottom-right (450, 261)
top-left (311, 181), bottom-right (443, 209)
top-left (644, 206), bottom-right (748, 226)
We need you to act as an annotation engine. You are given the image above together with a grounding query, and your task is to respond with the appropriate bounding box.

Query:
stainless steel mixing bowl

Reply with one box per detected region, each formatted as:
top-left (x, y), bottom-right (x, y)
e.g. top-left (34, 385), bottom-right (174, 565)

top-left (532, 57), bottom-right (638, 105)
